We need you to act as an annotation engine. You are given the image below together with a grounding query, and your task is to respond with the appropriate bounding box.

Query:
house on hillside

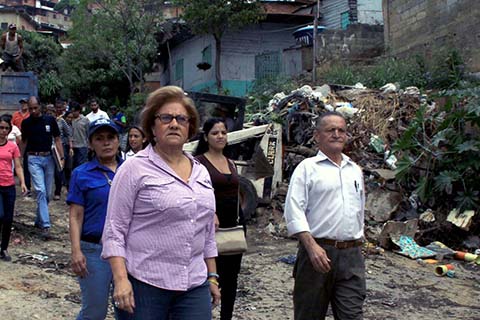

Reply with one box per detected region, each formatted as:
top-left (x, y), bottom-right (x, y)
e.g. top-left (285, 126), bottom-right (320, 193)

top-left (318, 0), bottom-right (383, 29)
top-left (157, 0), bottom-right (315, 97)
top-left (0, 0), bottom-right (72, 37)
top-left (157, 0), bottom-right (384, 97)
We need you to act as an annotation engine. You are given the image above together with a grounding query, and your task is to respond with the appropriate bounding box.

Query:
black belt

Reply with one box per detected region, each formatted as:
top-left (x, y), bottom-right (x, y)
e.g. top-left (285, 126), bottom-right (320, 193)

top-left (81, 234), bottom-right (102, 244)
top-left (315, 238), bottom-right (363, 249)
top-left (27, 151), bottom-right (51, 156)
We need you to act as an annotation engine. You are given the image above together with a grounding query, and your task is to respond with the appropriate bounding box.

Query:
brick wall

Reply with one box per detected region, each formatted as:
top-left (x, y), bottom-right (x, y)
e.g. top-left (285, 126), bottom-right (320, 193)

top-left (383, 0), bottom-right (480, 72)
top-left (315, 23), bottom-right (384, 66)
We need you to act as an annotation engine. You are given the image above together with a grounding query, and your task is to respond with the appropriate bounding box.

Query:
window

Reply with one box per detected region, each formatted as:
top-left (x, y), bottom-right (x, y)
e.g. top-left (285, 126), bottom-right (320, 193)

top-left (1, 23), bottom-right (8, 30)
top-left (341, 11), bottom-right (350, 30)
top-left (175, 59), bottom-right (184, 81)
top-left (255, 51), bottom-right (281, 80)
top-left (202, 45), bottom-right (212, 65)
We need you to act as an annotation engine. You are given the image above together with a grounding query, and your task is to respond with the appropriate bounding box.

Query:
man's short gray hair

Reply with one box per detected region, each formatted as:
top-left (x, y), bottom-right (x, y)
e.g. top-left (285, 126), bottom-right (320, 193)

top-left (315, 111), bottom-right (346, 129)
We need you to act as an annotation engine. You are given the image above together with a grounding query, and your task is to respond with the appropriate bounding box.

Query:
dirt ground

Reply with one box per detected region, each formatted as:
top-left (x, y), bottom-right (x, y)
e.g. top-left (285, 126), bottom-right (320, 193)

top-left (1, 189), bottom-right (479, 320)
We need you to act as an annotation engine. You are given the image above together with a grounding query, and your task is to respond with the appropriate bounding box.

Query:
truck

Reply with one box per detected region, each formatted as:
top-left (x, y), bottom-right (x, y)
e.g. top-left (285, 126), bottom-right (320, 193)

top-left (0, 71), bottom-right (38, 114)
top-left (184, 91), bottom-right (283, 220)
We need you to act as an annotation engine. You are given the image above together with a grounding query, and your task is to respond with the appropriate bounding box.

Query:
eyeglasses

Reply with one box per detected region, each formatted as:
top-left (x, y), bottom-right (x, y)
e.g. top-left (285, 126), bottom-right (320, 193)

top-left (155, 114), bottom-right (190, 126)
top-left (0, 126), bottom-right (10, 130)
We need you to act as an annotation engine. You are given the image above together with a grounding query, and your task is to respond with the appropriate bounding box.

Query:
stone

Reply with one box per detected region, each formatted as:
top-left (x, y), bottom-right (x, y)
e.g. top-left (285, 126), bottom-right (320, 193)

top-left (365, 189), bottom-right (402, 222)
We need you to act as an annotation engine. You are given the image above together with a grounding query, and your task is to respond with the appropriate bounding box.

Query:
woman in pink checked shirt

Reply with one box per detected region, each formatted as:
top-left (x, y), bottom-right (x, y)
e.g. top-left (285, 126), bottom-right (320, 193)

top-left (101, 86), bottom-right (220, 320)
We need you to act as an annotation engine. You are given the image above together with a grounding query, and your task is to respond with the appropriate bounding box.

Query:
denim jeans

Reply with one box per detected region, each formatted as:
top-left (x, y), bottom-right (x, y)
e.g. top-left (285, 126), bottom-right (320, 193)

top-left (73, 147), bottom-right (88, 170)
top-left (23, 153), bottom-right (31, 191)
top-left (0, 185), bottom-right (16, 251)
top-left (28, 155), bottom-right (55, 228)
top-left (117, 276), bottom-right (212, 320)
top-left (77, 241), bottom-right (114, 320)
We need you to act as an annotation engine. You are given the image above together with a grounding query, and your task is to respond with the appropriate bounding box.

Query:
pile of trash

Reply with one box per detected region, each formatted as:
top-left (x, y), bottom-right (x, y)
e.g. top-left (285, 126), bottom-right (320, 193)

top-left (257, 82), bottom-right (479, 263)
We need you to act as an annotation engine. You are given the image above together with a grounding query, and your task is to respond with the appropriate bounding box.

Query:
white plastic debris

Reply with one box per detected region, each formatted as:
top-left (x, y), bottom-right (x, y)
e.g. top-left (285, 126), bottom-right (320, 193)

top-left (380, 83), bottom-right (398, 94)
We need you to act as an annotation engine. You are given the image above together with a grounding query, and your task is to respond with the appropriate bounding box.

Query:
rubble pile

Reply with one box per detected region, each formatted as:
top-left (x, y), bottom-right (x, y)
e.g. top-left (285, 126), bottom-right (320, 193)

top-left (256, 83), bottom-right (479, 266)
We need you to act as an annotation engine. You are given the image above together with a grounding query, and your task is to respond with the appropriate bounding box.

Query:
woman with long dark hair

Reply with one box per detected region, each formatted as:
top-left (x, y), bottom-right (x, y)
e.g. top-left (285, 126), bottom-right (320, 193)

top-left (194, 117), bottom-right (245, 320)
top-left (123, 125), bottom-right (147, 159)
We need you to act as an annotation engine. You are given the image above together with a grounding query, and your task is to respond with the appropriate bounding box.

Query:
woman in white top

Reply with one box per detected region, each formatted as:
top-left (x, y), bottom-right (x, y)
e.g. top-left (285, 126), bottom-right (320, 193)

top-left (123, 125), bottom-right (147, 159)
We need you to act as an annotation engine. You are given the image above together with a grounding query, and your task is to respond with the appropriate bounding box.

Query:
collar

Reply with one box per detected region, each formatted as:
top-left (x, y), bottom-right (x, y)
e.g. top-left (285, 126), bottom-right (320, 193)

top-left (85, 155), bottom-right (123, 172)
top-left (314, 149), bottom-right (354, 167)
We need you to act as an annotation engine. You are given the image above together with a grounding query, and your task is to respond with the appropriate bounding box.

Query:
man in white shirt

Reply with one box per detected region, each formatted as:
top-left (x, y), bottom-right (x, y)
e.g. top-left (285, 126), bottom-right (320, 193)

top-left (284, 111), bottom-right (365, 320)
top-left (86, 99), bottom-right (109, 122)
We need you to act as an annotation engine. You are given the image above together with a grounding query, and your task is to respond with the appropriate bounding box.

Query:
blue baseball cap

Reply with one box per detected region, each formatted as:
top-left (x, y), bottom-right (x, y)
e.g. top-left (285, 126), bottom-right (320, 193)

top-left (88, 118), bottom-right (119, 138)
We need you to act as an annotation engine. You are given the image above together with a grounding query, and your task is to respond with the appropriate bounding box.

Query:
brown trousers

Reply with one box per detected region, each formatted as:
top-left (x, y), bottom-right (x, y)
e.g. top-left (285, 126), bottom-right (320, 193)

top-left (293, 242), bottom-right (366, 320)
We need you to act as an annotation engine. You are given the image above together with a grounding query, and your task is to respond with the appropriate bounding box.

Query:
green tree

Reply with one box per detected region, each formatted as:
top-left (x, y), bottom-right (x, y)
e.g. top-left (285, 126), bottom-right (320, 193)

top-left (176, 0), bottom-right (263, 92)
top-left (20, 31), bottom-right (64, 101)
top-left (63, 0), bottom-right (163, 104)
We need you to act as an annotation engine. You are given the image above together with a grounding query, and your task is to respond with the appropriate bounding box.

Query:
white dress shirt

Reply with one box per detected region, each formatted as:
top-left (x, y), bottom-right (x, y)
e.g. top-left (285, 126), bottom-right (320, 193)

top-left (284, 150), bottom-right (365, 241)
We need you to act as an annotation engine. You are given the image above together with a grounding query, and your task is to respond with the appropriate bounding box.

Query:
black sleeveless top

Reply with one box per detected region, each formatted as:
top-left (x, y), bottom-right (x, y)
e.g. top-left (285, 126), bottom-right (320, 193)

top-left (196, 154), bottom-right (242, 228)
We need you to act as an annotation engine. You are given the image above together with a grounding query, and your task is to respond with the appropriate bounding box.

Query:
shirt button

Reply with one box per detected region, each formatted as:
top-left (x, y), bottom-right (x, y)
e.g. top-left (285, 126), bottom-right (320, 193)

top-left (192, 197), bottom-right (196, 201)
top-left (184, 266), bottom-right (187, 269)
top-left (190, 219), bottom-right (194, 223)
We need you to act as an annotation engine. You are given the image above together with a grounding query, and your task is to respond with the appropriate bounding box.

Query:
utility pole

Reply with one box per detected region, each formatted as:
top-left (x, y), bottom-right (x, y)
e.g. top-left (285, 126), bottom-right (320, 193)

top-left (312, 0), bottom-right (320, 83)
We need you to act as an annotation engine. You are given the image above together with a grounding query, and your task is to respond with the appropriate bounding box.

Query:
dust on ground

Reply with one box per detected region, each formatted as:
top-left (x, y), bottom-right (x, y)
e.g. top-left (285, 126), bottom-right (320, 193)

top-left (1, 189), bottom-right (479, 320)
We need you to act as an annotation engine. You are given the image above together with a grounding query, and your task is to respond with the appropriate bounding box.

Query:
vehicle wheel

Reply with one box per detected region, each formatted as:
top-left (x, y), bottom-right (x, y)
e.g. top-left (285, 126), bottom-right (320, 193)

top-left (238, 176), bottom-right (258, 221)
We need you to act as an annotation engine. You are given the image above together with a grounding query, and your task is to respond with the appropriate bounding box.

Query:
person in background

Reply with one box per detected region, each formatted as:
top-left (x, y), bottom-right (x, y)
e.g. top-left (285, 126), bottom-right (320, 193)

top-left (86, 99), bottom-right (109, 122)
top-left (21, 96), bottom-right (64, 241)
top-left (1, 23), bottom-right (24, 72)
top-left (284, 111), bottom-right (366, 320)
top-left (12, 98), bottom-right (31, 196)
top-left (110, 105), bottom-right (128, 151)
top-left (63, 111), bottom-right (74, 188)
top-left (194, 117), bottom-right (245, 320)
top-left (70, 101), bottom-right (90, 169)
top-left (1, 114), bottom-right (21, 145)
top-left (0, 114), bottom-right (27, 261)
top-left (68, 118), bottom-right (122, 319)
top-left (46, 104), bottom-right (73, 200)
top-left (12, 98), bottom-right (30, 129)
top-left (123, 125), bottom-right (147, 159)
top-left (101, 85), bottom-right (220, 319)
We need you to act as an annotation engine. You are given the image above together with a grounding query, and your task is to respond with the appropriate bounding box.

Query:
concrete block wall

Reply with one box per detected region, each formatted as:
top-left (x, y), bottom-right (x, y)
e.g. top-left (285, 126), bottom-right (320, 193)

top-left (316, 24), bottom-right (384, 64)
top-left (383, 0), bottom-right (480, 72)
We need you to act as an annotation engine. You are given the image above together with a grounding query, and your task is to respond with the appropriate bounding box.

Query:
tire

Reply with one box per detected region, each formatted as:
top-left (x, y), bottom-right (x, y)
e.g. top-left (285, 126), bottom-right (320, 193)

top-left (238, 176), bottom-right (258, 221)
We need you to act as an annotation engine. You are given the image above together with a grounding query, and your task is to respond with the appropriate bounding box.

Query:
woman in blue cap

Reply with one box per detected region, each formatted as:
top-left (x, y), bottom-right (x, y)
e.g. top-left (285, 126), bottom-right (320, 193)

top-left (67, 118), bottom-right (123, 319)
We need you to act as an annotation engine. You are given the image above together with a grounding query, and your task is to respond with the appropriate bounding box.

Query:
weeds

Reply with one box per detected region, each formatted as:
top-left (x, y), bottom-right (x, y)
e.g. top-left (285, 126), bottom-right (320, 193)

top-left (393, 87), bottom-right (480, 211)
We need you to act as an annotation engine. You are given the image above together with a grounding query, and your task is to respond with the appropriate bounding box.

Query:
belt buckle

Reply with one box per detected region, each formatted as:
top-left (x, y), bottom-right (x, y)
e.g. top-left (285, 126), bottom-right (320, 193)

top-left (335, 241), bottom-right (347, 249)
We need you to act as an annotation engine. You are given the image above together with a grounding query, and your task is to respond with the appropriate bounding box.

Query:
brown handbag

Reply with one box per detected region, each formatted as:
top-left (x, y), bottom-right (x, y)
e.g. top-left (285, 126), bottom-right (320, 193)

top-left (215, 225), bottom-right (247, 255)
top-left (215, 160), bottom-right (247, 255)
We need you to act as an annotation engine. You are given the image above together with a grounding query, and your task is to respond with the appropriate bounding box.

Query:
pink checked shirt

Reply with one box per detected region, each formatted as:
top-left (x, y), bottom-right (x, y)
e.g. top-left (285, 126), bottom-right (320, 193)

top-left (101, 144), bottom-right (217, 291)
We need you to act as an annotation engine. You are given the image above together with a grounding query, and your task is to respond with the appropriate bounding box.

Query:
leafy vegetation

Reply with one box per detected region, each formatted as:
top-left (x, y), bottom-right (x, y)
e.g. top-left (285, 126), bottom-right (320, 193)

top-left (394, 87), bottom-right (480, 212)
top-left (61, 0), bottom-right (163, 105)
top-left (20, 31), bottom-right (64, 101)
top-left (323, 50), bottom-right (469, 90)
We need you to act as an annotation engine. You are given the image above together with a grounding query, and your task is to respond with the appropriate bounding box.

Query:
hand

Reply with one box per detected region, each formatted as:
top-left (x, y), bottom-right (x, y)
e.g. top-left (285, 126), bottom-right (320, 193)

top-left (209, 281), bottom-right (221, 308)
top-left (71, 250), bottom-right (88, 278)
top-left (60, 159), bottom-right (65, 167)
top-left (306, 243), bottom-right (331, 273)
top-left (214, 214), bottom-right (220, 231)
top-left (20, 183), bottom-right (27, 195)
top-left (69, 149), bottom-right (74, 157)
top-left (113, 278), bottom-right (135, 314)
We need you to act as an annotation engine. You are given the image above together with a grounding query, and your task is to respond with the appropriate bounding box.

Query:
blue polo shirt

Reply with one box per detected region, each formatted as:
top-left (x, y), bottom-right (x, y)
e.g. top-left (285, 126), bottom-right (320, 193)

top-left (112, 112), bottom-right (126, 133)
top-left (67, 156), bottom-right (124, 241)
